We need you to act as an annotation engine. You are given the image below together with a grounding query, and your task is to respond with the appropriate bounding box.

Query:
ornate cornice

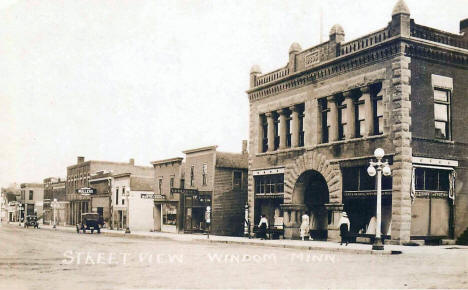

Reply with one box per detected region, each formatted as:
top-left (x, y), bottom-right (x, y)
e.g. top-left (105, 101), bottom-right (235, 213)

top-left (248, 38), bottom-right (402, 102)
top-left (248, 36), bottom-right (468, 102)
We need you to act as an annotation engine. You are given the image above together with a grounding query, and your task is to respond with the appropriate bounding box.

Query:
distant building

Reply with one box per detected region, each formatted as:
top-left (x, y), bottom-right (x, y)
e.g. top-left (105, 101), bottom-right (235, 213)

top-left (247, 0), bottom-right (468, 243)
top-left (43, 177), bottom-right (67, 225)
top-left (66, 156), bottom-right (153, 225)
top-left (19, 183), bottom-right (44, 219)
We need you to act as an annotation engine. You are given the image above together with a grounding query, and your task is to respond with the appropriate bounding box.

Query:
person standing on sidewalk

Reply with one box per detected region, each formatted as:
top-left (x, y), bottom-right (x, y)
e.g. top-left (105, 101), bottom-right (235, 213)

top-left (339, 212), bottom-right (350, 246)
top-left (258, 214), bottom-right (268, 240)
top-left (300, 213), bottom-right (310, 241)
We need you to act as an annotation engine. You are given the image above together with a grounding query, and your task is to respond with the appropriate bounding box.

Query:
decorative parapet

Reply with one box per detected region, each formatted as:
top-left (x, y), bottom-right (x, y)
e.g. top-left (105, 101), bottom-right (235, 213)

top-left (410, 22), bottom-right (468, 50)
top-left (339, 27), bottom-right (391, 56)
top-left (255, 67), bottom-right (290, 86)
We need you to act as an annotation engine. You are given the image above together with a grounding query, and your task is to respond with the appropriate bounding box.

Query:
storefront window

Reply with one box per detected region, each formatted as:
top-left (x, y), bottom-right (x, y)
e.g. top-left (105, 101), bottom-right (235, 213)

top-left (342, 166), bottom-right (392, 191)
top-left (415, 168), bottom-right (450, 191)
top-left (162, 204), bottom-right (177, 226)
top-left (254, 174), bottom-right (284, 194)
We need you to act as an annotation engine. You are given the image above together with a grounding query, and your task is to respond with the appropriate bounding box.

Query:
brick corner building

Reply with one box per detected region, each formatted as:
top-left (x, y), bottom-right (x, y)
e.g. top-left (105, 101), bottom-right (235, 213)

top-left (247, 0), bottom-right (468, 244)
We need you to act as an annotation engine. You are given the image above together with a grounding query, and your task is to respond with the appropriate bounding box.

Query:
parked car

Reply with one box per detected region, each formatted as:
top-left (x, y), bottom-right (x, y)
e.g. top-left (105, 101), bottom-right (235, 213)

top-left (24, 215), bottom-right (39, 229)
top-left (76, 213), bottom-right (101, 234)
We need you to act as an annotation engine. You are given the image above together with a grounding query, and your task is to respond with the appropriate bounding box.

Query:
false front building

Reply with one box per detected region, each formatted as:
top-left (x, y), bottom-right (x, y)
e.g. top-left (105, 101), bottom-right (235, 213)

top-left (247, 0), bottom-right (468, 244)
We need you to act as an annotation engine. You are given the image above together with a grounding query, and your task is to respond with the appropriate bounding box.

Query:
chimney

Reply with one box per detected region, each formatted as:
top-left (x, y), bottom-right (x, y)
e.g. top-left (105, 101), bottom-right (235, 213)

top-left (460, 19), bottom-right (468, 38)
top-left (77, 156), bottom-right (85, 164)
top-left (242, 140), bottom-right (248, 155)
top-left (129, 158), bottom-right (135, 165)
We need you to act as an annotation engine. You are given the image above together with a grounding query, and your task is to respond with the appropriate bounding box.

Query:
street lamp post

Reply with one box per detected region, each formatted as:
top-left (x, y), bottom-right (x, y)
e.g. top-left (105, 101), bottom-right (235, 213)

top-left (125, 191), bottom-right (131, 234)
top-left (367, 148), bottom-right (392, 251)
top-left (52, 198), bottom-right (58, 229)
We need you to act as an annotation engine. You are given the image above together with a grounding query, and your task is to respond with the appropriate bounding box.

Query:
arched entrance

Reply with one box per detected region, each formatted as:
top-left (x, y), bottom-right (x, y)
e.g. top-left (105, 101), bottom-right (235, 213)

top-left (282, 170), bottom-right (330, 240)
top-left (295, 170), bottom-right (329, 240)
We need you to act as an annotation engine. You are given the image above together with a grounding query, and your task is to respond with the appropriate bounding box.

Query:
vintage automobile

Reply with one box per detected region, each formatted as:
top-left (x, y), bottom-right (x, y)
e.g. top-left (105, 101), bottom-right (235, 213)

top-left (76, 213), bottom-right (101, 234)
top-left (24, 215), bottom-right (39, 229)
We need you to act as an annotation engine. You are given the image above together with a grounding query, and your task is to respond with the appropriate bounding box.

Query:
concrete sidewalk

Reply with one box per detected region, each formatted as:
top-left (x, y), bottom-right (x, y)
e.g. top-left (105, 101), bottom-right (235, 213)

top-left (20, 222), bottom-right (468, 255)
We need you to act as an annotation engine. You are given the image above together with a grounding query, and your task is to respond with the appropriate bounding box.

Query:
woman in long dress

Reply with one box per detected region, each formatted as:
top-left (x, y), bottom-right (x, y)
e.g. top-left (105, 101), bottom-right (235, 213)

top-left (258, 214), bottom-right (268, 240)
top-left (339, 212), bottom-right (350, 246)
top-left (300, 213), bottom-right (310, 241)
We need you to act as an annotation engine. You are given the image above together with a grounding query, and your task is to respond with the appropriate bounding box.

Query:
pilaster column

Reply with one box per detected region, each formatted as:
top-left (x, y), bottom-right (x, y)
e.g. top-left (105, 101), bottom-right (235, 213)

top-left (361, 86), bottom-right (374, 136)
top-left (343, 91), bottom-right (355, 139)
top-left (289, 106), bottom-right (299, 147)
top-left (266, 112), bottom-right (275, 152)
top-left (327, 96), bottom-right (339, 142)
top-left (278, 109), bottom-right (287, 150)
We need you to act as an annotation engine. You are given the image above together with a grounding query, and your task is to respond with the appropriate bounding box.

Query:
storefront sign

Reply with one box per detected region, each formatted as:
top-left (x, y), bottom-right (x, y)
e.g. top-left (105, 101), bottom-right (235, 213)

top-left (415, 191), bottom-right (449, 199)
top-left (171, 188), bottom-right (198, 195)
top-left (76, 187), bottom-right (96, 195)
top-left (343, 190), bottom-right (392, 198)
top-left (139, 193), bottom-right (166, 200)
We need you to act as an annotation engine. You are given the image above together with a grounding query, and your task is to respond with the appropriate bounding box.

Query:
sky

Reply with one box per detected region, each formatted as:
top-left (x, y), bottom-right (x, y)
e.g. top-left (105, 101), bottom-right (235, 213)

top-left (0, 0), bottom-right (466, 187)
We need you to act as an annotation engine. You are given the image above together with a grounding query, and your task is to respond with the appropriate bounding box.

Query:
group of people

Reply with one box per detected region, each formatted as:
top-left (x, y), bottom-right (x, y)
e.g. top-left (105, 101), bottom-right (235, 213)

top-left (258, 211), bottom-right (351, 245)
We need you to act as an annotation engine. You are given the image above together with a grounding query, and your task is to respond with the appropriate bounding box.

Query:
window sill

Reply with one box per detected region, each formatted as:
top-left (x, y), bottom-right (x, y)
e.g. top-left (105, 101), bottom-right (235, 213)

top-left (255, 135), bottom-right (388, 157)
top-left (412, 136), bottom-right (455, 145)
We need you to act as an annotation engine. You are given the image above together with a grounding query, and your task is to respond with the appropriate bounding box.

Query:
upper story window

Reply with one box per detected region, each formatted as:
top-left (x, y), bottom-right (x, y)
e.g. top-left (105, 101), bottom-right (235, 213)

top-left (202, 163), bottom-right (208, 186)
top-left (298, 111), bottom-right (305, 147)
top-left (122, 186), bottom-right (126, 205)
top-left (273, 114), bottom-right (279, 150)
top-left (337, 98), bottom-right (347, 140)
top-left (170, 176), bottom-right (174, 189)
top-left (434, 89), bottom-right (451, 140)
top-left (261, 116), bottom-right (268, 153)
top-left (158, 178), bottom-right (163, 194)
top-left (319, 98), bottom-right (329, 143)
top-left (115, 188), bottom-right (119, 205)
top-left (286, 115), bottom-right (291, 148)
top-left (233, 171), bottom-right (242, 190)
top-left (29, 190), bottom-right (33, 200)
top-left (373, 95), bottom-right (383, 135)
top-left (190, 165), bottom-right (195, 187)
top-left (180, 179), bottom-right (185, 189)
top-left (355, 95), bottom-right (366, 137)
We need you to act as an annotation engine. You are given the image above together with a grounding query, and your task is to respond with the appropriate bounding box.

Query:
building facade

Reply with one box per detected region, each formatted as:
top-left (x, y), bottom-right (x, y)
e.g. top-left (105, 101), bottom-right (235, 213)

top-left (111, 173), bottom-right (155, 231)
top-left (151, 157), bottom-right (185, 233)
top-left (247, 0), bottom-right (468, 243)
top-left (43, 177), bottom-right (67, 225)
top-left (66, 156), bottom-right (153, 225)
top-left (19, 183), bottom-right (44, 220)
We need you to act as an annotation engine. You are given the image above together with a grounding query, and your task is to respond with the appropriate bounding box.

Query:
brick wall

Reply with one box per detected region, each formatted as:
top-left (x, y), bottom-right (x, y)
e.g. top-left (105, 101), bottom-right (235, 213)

top-left (410, 57), bottom-right (468, 239)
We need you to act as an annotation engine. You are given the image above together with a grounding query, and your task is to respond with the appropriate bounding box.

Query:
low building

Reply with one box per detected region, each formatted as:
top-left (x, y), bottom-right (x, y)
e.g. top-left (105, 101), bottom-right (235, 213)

top-left (151, 157), bottom-right (185, 233)
top-left (154, 141), bottom-right (249, 236)
top-left (111, 173), bottom-right (155, 231)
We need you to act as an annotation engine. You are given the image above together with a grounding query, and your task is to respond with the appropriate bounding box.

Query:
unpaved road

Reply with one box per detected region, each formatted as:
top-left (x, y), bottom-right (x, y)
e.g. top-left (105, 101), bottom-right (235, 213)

top-left (0, 224), bottom-right (467, 289)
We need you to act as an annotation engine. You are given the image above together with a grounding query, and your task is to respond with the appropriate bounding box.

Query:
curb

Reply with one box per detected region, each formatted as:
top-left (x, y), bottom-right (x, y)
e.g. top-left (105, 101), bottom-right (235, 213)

top-left (37, 224), bottom-right (397, 255)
